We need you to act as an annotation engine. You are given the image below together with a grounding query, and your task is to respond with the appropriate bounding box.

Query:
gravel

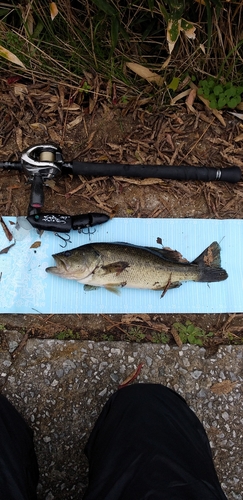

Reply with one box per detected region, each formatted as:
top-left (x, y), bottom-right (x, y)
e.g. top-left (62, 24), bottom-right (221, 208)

top-left (0, 331), bottom-right (242, 500)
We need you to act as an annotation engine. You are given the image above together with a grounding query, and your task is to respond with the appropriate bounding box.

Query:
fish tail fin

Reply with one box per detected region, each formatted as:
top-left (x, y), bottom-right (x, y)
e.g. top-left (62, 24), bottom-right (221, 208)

top-left (192, 241), bottom-right (228, 283)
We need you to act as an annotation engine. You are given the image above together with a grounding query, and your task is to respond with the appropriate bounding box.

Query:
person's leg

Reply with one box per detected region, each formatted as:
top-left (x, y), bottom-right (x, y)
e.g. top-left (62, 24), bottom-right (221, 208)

top-left (84, 383), bottom-right (227, 500)
top-left (0, 394), bottom-right (39, 500)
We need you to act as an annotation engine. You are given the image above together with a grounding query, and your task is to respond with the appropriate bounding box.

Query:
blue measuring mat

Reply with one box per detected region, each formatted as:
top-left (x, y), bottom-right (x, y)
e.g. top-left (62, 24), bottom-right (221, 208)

top-left (0, 217), bottom-right (241, 313)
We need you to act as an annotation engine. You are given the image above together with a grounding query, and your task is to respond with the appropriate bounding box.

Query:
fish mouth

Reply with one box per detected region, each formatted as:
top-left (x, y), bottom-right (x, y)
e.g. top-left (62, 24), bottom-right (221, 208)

top-left (46, 255), bottom-right (69, 275)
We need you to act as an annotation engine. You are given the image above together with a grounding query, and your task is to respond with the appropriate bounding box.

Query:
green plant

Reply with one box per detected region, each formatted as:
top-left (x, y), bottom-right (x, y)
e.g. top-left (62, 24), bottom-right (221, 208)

top-left (0, 0), bottom-right (242, 99)
top-left (126, 326), bottom-right (146, 342)
top-left (149, 331), bottom-right (170, 344)
top-left (198, 78), bottom-right (243, 109)
top-left (173, 321), bottom-right (214, 346)
top-left (55, 329), bottom-right (80, 340)
top-left (101, 333), bottom-right (115, 341)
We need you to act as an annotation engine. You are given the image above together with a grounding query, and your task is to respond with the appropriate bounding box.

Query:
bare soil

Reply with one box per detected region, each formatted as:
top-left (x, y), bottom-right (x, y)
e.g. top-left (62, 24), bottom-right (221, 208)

top-left (1, 79), bottom-right (243, 347)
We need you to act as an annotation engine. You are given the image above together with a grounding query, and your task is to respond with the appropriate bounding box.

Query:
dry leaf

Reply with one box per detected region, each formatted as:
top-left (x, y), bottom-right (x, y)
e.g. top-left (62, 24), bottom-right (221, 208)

top-left (0, 242), bottom-right (15, 254)
top-left (0, 45), bottom-right (26, 68)
top-left (171, 327), bottom-right (183, 347)
top-left (66, 114), bottom-right (83, 130)
top-left (210, 380), bottom-right (237, 395)
top-left (15, 127), bottom-right (23, 151)
top-left (48, 128), bottom-right (61, 142)
top-left (30, 241), bottom-right (41, 249)
top-left (234, 133), bottom-right (243, 142)
top-left (199, 43), bottom-right (206, 54)
top-left (63, 103), bottom-right (80, 111)
top-left (170, 89), bottom-right (191, 105)
top-left (121, 313), bottom-right (151, 324)
top-left (1, 218), bottom-right (13, 241)
top-left (14, 83), bottom-right (28, 98)
top-left (113, 177), bottom-right (165, 186)
top-left (118, 363), bottom-right (143, 389)
top-left (161, 55), bottom-right (171, 69)
top-left (186, 88), bottom-right (197, 107)
top-left (228, 112), bottom-right (243, 121)
top-left (126, 62), bottom-right (164, 86)
top-left (50, 2), bottom-right (58, 20)
top-left (30, 122), bottom-right (47, 132)
top-left (45, 180), bottom-right (62, 193)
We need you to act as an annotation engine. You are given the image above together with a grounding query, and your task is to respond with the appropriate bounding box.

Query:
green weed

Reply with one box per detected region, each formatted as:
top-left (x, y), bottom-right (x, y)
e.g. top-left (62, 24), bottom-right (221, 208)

top-left (198, 78), bottom-right (243, 110)
top-left (126, 326), bottom-right (146, 343)
top-left (101, 333), bottom-right (115, 341)
top-left (149, 331), bottom-right (170, 344)
top-left (0, 1), bottom-right (242, 98)
top-left (55, 329), bottom-right (80, 340)
top-left (173, 320), bottom-right (214, 347)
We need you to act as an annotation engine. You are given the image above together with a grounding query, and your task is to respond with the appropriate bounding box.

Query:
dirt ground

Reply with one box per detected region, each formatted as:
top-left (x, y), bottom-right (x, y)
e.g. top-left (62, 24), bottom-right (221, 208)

top-left (1, 78), bottom-right (243, 346)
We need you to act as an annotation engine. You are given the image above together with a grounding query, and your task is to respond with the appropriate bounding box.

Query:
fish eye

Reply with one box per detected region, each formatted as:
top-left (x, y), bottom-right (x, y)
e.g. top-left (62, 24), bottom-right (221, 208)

top-left (63, 251), bottom-right (71, 257)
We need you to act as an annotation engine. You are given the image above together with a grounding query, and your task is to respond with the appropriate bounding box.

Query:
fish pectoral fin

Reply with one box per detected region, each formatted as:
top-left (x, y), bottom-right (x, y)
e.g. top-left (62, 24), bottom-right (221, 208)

top-left (146, 246), bottom-right (189, 264)
top-left (83, 284), bottom-right (99, 291)
top-left (101, 261), bottom-right (130, 276)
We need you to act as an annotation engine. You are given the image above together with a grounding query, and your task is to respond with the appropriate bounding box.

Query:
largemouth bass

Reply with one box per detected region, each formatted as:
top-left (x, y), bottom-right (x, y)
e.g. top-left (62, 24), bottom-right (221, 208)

top-left (46, 241), bottom-right (228, 295)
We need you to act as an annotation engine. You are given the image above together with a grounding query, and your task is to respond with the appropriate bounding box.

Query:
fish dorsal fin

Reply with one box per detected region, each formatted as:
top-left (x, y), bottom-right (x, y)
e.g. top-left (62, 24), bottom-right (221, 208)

top-left (192, 241), bottom-right (221, 268)
top-left (145, 246), bottom-right (190, 264)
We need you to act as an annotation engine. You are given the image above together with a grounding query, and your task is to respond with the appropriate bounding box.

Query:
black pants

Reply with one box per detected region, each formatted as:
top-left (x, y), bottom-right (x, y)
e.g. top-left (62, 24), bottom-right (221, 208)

top-left (84, 384), bottom-right (228, 500)
top-left (0, 385), bottom-right (227, 500)
top-left (0, 395), bottom-right (38, 500)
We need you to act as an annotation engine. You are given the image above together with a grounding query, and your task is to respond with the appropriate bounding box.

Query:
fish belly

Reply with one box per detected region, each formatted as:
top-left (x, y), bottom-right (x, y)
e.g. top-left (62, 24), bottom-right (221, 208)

top-left (81, 259), bottom-right (199, 290)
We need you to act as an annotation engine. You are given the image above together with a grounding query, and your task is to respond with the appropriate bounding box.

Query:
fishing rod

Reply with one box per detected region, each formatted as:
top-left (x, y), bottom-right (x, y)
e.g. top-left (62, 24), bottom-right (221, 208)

top-left (0, 143), bottom-right (241, 232)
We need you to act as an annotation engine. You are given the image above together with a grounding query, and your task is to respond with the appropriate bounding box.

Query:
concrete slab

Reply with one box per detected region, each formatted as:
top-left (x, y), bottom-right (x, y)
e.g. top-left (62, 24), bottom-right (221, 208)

top-left (0, 331), bottom-right (242, 500)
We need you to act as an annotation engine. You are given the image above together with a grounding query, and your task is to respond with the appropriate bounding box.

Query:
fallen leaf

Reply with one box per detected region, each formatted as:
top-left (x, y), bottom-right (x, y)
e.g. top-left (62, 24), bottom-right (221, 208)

top-left (45, 180), bottom-right (62, 193)
top-left (228, 112), bottom-right (243, 121)
top-left (66, 114), bottom-right (83, 130)
top-left (210, 380), bottom-right (237, 395)
top-left (14, 83), bottom-right (28, 98)
top-left (0, 45), bottom-right (26, 68)
top-left (199, 43), bottom-right (206, 54)
top-left (0, 242), bottom-right (15, 254)
top-left (0, 218), bottom-right (13, 241)
top-left (161, 55), bottom-right (171, 69)
top-left (126, 62), bottom-right (164, 86)
top-left (170, 89), bottom-right (191, 105)
top-left (171, 326), bottom-right (183, 347)
top-left (30, 122), bottom-right (47, 132)
top-left (118, 363), bottom-right (144, 389)
top-left (50, 2), bottom-right (58, 20)
top-left (30, 241), bottom-right (41, 249)
top-left (15, 127), bottom-right (23, 151)
top-left (121, 314), bottom-right (151, 324)
top-left (234, 133), bottom-right (243, 142)
top-left (186, 88), bottom-right (197, 107)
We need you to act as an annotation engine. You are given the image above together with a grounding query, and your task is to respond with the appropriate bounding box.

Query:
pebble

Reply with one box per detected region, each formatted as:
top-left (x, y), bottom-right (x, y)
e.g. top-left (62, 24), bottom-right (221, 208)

top-left (0, 334), bottom-right (242, 500)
